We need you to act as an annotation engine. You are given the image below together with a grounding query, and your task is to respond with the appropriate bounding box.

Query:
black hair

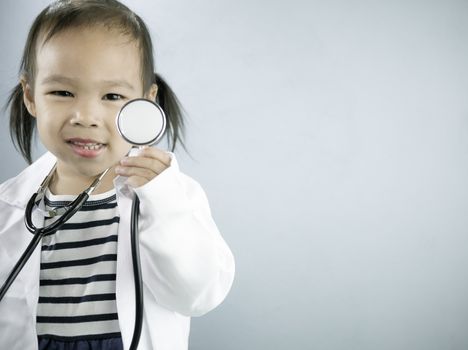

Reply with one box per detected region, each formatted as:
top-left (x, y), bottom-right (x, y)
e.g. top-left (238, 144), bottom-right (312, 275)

top-left (7, 0), bottom-right (186, 164)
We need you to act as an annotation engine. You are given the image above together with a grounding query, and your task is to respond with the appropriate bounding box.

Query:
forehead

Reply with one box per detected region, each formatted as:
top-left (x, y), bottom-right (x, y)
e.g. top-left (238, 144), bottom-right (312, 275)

top-left (35, 26), bottom-right (142, 88)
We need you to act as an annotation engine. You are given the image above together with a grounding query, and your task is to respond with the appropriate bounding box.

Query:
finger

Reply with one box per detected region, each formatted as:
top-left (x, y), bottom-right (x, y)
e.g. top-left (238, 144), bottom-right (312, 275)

top-left (134, 147), bottom-right (171, 166)
top-left (120, 156), bottom-right (168, 175)
top-left (115, 165), bottom-right (158, 180)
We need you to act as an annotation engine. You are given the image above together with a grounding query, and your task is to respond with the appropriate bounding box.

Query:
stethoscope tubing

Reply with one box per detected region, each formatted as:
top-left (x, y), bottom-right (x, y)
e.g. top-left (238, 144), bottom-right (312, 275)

top-left (130, 195), bottom-right (143, 350)
top-left (0, 228), bottom-right (43, 302)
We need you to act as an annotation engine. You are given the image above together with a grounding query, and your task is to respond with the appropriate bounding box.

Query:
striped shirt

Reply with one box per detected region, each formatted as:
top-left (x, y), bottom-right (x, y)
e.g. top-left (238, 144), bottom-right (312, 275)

top-left (36, 188), bottom-right (122, 341)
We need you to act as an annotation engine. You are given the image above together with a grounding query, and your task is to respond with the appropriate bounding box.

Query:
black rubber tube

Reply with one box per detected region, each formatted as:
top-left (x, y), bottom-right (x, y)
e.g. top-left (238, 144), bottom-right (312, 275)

top-left (129, 195), bottom-right (144, 350)
top-left (0, 226), bottom-right (44, 302)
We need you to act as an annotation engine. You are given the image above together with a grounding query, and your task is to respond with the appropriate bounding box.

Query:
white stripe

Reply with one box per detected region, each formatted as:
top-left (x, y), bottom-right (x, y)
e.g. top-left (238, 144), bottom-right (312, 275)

top-left (43, 206), bottom-right (118, 226)
top-left (41, 241), bottom-right (118, 262)
top-left (40, 260), bottom-right (117, 280)
top-left (41, 222), bottom-right (119, 245)
top-left (36, 320), bottom-right (121, 337)
top-left (37, 300), bottom-right (118, 317)
top-left (39, 280), bottom-right (117, 298)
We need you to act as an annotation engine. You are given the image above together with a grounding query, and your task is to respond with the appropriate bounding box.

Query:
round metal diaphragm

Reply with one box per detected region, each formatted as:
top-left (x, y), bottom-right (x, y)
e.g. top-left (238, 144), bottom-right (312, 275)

top-left (116, 99), bottom-right (166, 146)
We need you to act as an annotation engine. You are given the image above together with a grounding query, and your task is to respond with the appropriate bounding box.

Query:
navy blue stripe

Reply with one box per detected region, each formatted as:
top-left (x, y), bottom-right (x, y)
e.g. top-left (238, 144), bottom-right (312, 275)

top-left (62, 217), bottom-right (120, 230)
top-left (45, 194), bottom-right (117, 207)
top-left (37, 313), bottom-right (118, 323)
top-left (39, 293), bottom-right (116, 304)
top-left (44, 217), bottom-right (120, 236)
top-left (40, 273), bottom-right (116, 286)
top-left (39, 293), bottom-right (115, 304)
top-left (44, 202), bottom-right (118, 212)
top-left (42, 235), bottom-right (118, 251)
top-left (77, 202), bottom-right (117, 211)
top-left (40, 254), bottom-right (117, 270)
top-left (38, 332), bottom-right (122, 342)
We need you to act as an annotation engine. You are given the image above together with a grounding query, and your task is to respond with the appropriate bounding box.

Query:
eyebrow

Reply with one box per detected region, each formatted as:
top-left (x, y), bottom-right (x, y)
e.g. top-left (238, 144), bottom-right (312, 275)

top-left (40, 75), bottom-right (136, 90)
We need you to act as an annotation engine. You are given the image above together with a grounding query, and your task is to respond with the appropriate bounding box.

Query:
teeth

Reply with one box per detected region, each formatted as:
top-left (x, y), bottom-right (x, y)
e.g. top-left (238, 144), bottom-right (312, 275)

top-left (70, 141), bottom-right (103, 150)
top-left (83, 144), bottom-right (101, 150)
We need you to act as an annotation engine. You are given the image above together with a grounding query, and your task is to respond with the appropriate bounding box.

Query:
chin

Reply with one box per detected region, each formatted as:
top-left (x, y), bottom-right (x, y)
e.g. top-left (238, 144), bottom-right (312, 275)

top-left (70, 158), bottom-right (116, 177)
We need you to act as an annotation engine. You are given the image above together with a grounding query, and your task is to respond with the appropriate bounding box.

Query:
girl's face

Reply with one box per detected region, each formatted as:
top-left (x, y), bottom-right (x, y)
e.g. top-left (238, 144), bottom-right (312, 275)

top-left (22, 26), bottom-right (156, 190)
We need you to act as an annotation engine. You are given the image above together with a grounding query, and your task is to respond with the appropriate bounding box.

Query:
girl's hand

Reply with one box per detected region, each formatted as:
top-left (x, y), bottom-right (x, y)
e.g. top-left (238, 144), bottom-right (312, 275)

top-left (115, 147), bottom-right (171, 188)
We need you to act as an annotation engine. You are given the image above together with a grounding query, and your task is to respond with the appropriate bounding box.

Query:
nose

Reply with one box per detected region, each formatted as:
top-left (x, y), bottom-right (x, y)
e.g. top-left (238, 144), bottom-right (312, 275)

top-left (69, 99), bottom-right (102, 127)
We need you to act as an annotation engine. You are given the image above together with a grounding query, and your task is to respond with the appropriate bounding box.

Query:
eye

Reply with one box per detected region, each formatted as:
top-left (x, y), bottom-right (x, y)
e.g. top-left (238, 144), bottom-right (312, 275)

top-left (50, 90), bottom-right (74, 97)
top-left (103, 93), bottom-right (124, 101)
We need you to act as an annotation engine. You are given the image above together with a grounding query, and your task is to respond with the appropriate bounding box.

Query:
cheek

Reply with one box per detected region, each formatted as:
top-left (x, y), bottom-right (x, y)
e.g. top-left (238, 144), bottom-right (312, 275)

top-left (34, 104), bottom-right (67, 129)
top-left (35, 115), bottom-right (56, 137)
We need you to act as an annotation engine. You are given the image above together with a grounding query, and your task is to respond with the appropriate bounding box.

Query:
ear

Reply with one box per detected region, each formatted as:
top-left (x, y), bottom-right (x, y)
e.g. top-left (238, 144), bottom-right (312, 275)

top-left (146, 83), bottom-right (158, 101)
top-left (20, 76), bottom-right (37, 117)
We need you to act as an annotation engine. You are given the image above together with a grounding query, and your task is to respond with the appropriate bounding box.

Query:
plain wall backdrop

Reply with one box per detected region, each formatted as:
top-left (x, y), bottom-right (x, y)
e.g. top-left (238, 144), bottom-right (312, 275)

top-left (1, 0), bottom-right (468, 349)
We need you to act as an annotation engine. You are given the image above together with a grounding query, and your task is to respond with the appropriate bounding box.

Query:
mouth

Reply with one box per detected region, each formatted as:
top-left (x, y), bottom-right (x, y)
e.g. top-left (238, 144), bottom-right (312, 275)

top-left (66, 138), bottom-right (107, 157)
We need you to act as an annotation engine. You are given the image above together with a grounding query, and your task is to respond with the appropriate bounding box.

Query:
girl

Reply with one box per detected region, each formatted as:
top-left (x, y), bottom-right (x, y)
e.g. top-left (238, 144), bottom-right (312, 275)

top-left (0, 1), bottom-right (235, 349)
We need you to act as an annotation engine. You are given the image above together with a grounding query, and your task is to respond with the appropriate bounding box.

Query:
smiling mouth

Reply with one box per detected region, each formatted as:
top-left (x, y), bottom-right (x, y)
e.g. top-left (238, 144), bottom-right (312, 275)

top-left (66, 138), bottom-right (107, 153)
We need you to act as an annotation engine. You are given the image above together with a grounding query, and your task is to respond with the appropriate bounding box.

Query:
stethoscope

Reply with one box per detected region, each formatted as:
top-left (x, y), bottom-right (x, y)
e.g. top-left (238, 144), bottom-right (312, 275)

top-left (0, 98), bottom-right (167, 350)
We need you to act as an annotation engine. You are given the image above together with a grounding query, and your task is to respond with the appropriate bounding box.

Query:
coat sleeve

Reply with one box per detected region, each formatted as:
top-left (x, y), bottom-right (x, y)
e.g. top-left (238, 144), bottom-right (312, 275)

top-left (133, 155), bottom-right (235, 317)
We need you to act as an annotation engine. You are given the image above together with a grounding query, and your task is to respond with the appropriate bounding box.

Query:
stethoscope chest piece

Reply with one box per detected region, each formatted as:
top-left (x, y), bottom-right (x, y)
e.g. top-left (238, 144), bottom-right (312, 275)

top-left (116, 98), bottom-right (166, 147)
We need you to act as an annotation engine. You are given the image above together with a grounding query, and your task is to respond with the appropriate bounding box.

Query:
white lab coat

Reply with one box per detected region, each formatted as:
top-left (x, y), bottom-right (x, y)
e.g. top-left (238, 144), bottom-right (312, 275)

top-left (0, 151), bottom-right (235, 350)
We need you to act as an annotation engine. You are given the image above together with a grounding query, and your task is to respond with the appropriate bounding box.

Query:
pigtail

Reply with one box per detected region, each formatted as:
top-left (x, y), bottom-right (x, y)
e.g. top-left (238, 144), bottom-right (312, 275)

top-left (7, 83), bottom-right (36, 164)
top-left (154, 73), bottom-right (187, 153)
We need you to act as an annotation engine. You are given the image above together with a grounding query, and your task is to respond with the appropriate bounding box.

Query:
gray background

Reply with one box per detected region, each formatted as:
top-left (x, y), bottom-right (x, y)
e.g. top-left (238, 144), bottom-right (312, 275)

top-left (1, 0), bottom-right (468, 349)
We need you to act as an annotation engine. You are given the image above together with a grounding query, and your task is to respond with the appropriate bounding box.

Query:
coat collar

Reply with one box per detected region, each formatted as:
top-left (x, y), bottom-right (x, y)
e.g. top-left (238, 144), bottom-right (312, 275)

top-left (0, 152), bottom-right (56, 210)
